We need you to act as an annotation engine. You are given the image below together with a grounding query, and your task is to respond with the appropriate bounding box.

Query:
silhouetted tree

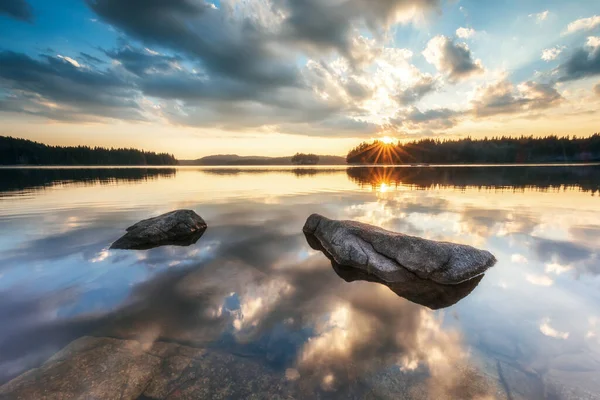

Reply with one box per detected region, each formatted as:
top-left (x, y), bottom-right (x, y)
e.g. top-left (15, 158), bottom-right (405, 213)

top-left (346, 135), bottom-right (600, 164)
top-left (0, 136), bottom-right (179, 165)
top-left (291, 153), bottom-right (320, 165)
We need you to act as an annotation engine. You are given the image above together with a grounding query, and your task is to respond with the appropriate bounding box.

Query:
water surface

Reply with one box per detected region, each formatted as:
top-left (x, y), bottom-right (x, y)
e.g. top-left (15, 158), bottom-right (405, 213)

top-left (0, 166), bottom-right (599, 399)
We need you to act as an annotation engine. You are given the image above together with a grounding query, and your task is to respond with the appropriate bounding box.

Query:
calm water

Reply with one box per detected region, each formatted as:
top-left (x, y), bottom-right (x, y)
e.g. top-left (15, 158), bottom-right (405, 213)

top-left (0, 166), bottom-right (599, 399)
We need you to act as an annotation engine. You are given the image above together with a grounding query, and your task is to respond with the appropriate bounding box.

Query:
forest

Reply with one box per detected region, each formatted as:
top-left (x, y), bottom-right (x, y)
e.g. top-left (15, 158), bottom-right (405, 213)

top-left (291, 153), bottom-right (320, 165)
top-left (346, 135), bottom-right (600, 164)
top-left (0, 136), bottom-right (178, 165)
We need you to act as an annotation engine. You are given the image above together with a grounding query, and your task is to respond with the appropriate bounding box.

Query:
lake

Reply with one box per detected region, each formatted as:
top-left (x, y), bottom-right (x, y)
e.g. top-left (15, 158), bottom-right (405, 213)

top-left (0, 166), bottom-right (599, 399)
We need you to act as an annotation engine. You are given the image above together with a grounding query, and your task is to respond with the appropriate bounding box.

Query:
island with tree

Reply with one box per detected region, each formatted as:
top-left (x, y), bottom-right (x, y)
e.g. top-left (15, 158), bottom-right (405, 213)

top-left (346, 135), bottom-right (600, 165)
top-left (0, 136), bottom-right (178, 166)
top-left (291, 153), bottom-right (320, 165)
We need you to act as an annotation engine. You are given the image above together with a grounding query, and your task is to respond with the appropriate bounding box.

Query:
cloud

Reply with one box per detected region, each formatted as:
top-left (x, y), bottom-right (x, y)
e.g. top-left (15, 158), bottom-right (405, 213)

top-left (105, 45), bottom-right (182, 77)
top-left (544, 262), bottom-right (573, 275)
top-left (588, 36), bottom-right (600, 48)
top-left (0, 0), bottom-right (33, 22)
top-left (455, 27), bottom-right (476, 39)
top-left (397, 107), bottom-right (462, 130)
top-left (0, 51), bottom-right (145, 122)
top-left (79, 52), bottom-right (104, 64)
top-left (396, 75), bottom-right (438, 105)
top-left (80, 0), bottom-right (447, 137)
top-left (57, 55), bottom-right (81, 68)
top-left (526, 274), bottom-right (553, 286)
top-left (471, 79), bottom-right (562, 117)
top-left (273, 0), bottom-right (441, 63)
top-left (511, 254), bottom-right (528, 264)
top-left (422, 35), bottom-right (483, 81)
top-left (563, 15), bottom-right (600, 35)
top-left (595, 83), bottom-right (600, 96)
top-left (87, 0), bottom-right (300, 87)
top-left (529, 10), bottom-right (549, 23)
top-left (540, 318), bottom-right (569, 339)
top-left (541, 46), bottom-right (565, 61)
top-left (557, 38), bottom-right (600, 81)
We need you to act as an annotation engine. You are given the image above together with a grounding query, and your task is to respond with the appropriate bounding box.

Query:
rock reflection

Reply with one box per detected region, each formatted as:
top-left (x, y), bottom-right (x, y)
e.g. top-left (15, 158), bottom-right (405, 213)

top-left (305, 232), bottom-right (484, 310)
top-left (332, 264), bottom-right (483, 310)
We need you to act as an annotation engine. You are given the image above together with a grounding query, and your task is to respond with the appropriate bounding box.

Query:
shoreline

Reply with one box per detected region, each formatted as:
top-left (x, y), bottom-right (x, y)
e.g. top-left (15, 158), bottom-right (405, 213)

top-left (1, 162), bottom-right (600, 169)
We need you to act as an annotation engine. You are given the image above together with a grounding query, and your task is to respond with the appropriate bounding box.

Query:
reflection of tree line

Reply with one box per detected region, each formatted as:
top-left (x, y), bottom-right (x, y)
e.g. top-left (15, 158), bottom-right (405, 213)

top-left (0, 168), bottom-right (177, 194)
top-left (347, 166), bottom-right (600, 194)
top-left (201, 168), bottom-right (343, 177)
top-left (3, 166), bottom-right (599, 194)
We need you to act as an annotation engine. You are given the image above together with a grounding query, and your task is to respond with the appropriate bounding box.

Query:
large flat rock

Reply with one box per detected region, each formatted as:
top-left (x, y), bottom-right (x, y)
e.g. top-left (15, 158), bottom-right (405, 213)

top-left (111, 210), bottom-right (207, 250)
top-left (303, 214), bottom-right (496, 285)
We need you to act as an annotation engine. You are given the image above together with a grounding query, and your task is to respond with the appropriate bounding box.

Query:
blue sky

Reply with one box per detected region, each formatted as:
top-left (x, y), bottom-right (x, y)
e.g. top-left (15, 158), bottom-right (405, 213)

top-left (1, 0), bottom-right (599, 157)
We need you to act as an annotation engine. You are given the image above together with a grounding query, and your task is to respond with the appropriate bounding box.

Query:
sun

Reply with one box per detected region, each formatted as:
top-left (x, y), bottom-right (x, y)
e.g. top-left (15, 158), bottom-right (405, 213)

top-left (381, 136), bottom-right (395, 144)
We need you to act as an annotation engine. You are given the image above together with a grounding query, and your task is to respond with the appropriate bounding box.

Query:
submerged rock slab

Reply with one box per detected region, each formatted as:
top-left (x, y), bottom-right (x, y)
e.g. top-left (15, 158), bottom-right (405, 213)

top-left (0, 336), bottom-right (296, 400)
top-left (111, 209), bottom-right (207, 250)
top-left (303, 214), bottom-right (496, 285)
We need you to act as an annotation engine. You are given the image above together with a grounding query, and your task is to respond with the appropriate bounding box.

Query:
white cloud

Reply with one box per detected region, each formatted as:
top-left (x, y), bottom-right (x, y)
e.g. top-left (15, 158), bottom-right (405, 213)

top-left (526, 274), bottom-right (553, 286)
top-left (511, 254), bottom-right (528, 263)
top-left (564, 15), bottom-right (600, 35)
top-left (541, 46), bottom-right (565, 61)
top-left (57, 55), bottom-right (81, 68)
top-left (529, 10), bottom-right (549, 23)
top-left (587, 36), bottom-right (600, 49)
top-left (545, 262), bottom-right (572, 275)
top-left (540, 318), bottom-right (569, 339)
top-left (456, 27), bottom-right (476, 39)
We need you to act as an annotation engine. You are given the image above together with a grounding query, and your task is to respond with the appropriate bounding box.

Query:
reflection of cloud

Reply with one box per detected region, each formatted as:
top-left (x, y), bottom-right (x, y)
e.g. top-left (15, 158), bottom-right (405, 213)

top-left (89, 249), bottom-right (110, 263)
top-left (540, 318), bottom-right (569, 339)
top-left (526, 274), bottom-right (554, 286)
top-left (533, 237), bottom-right (599, 276)
top-left (545, 262), bottom-right (573, 275)
top-left (511, 254), bottom-right (528, 264)
top-left (586, 317), bottom-right (598, 340)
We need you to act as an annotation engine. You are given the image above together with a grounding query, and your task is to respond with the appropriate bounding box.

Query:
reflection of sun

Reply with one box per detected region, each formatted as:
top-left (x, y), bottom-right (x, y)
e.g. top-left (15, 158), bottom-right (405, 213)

top-left (381, 136), bottom-right (395, 144)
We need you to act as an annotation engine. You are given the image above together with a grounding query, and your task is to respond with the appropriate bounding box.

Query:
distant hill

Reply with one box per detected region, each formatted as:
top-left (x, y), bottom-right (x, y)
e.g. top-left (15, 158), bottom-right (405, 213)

top-left (180, 154), bottom-right (347, 165)
top-left (0, 136), bottom-right (178, 166)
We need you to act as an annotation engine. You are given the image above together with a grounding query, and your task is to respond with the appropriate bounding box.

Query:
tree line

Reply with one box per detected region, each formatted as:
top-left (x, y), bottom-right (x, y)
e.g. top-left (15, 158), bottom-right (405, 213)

top-left (346, 135), bottom-right (600, 164)
top-left (0, 136), bottom-right (178, 165)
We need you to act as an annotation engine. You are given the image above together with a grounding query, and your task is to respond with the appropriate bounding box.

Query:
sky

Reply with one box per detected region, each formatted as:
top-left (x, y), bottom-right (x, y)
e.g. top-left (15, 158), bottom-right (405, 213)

top-left (0, 0), bottom-right (600, 158)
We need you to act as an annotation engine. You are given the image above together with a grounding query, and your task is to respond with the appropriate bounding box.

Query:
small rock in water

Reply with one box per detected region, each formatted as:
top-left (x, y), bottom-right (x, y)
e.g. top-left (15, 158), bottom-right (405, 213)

top-left (303, 213), bottom-right (496, 285)
top-left (111, 209), bottom-right (207, 250)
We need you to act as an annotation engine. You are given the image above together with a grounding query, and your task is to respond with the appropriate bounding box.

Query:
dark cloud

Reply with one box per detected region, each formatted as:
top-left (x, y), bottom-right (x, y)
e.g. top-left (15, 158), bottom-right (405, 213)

top-left (472, 80), bottom-right (562, 117)
top-left (273, 0), bottom-right (440, 63)
top-left (0, 51), bottom-right (144, 121)
top-left (79, 52), bottom-right (105, 64)
top-left (393, 106), bottom-right (462, 130)
top-left (397, 75), bottom-right (438, 105)
top-left (87, 0), bottom-right (300, 88)
top-left (423, 35), bottom-right (483, 81)
top-left (105, 46), bottom-right (181, 77)
top-left (0, 0), bottom-right (33, 22)
top-left (557, 45), bottom-right (600, 82)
